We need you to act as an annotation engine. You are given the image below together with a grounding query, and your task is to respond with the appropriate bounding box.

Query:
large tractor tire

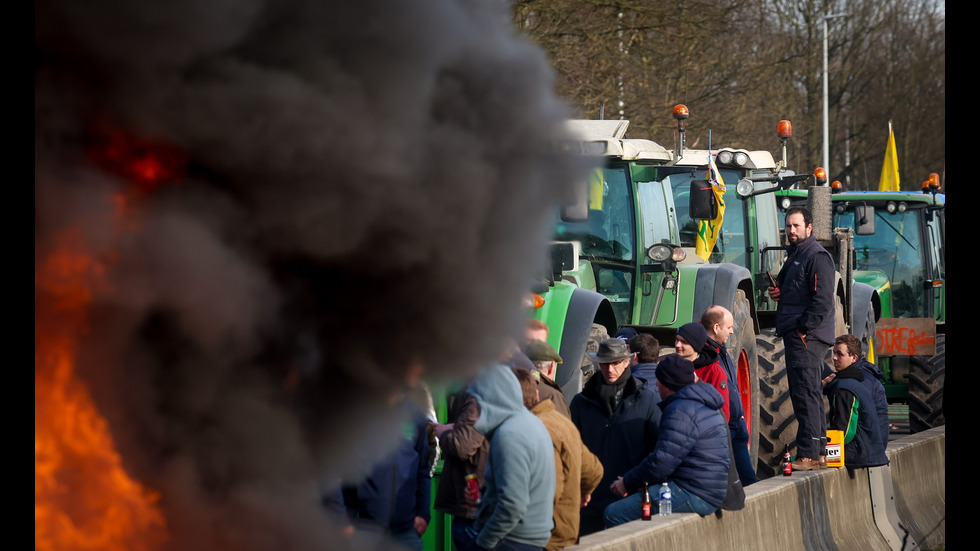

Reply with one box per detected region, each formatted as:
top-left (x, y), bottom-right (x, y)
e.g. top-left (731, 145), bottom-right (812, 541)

top-left (755, 329), bottom-right (796, 478)
top-left (909, 333), bottom-right (945, 432)
top-left (730, 290), bottom-right (760, 469)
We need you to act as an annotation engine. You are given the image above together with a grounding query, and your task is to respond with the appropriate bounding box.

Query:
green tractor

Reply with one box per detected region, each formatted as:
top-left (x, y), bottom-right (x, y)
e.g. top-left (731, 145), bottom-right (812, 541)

top-left (773, 180), bottom-right (945, 432)
top-left (536, 109), bottom-right (890, 476)
top-left (534, 110), bottom-right (823, 475)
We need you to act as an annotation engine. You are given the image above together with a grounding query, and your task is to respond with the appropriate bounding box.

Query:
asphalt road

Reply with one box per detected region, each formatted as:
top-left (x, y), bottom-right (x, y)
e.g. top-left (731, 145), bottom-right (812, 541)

top-left (888, 403), bottom-right (910, 441)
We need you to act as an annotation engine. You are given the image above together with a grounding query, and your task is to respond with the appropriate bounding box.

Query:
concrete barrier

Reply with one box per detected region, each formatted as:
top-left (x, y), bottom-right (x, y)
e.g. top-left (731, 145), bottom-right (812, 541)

top-left (888, 427), bottom-right (946, 550)
top-left (568, 427), bottom-right (945, 551)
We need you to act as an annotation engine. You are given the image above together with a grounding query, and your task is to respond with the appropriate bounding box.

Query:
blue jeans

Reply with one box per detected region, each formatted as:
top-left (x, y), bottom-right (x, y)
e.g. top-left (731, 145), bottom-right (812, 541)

top-left (451, 517), bottom-right (475, 551)
top-left (390, 527), bottom-right (423, 550)
top-left (453, 522), bottom-right (542, 551)
top-left (603, 481), bottom-right (718, 527)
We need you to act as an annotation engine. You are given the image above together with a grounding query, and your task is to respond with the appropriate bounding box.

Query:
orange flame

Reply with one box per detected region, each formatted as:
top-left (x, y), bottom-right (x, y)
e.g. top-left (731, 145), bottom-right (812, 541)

top-left (36, 216), bottom-right (168, 549)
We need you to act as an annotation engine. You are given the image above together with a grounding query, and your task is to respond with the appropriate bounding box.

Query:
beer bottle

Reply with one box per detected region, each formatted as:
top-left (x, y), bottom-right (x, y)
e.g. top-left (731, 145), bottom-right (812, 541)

top-left (781, 445), bottom-right (793, 476)
top-left (641, 482), bottom-right (652, 520)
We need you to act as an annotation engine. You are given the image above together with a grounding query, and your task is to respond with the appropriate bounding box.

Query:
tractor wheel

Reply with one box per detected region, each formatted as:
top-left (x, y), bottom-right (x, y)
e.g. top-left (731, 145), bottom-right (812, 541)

top-left (755, 329), bottom-right (796, 478)
top-left (730, 290), bottom-right (760, 469)
top-left (909, 334), bottom-right (945, 432)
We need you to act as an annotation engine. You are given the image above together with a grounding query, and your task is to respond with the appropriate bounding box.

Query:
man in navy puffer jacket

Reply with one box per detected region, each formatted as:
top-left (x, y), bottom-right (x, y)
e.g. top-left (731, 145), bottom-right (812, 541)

top-left (604, 355), bottom-right (730, 525)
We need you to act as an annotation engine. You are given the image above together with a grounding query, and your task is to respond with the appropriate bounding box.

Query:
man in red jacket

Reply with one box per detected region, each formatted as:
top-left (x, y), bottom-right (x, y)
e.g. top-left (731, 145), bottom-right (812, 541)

top-left (673, 322), bottom-right (730, 423)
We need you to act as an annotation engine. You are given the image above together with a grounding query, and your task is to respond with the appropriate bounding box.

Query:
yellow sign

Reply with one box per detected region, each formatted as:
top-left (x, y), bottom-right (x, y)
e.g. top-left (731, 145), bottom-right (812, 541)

top-left (826, 430), bottom-right (845, 468)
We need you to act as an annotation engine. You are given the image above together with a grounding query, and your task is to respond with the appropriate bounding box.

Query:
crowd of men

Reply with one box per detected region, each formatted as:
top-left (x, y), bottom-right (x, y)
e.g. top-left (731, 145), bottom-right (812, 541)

top-left (330, 206), bottom-right (891, 550)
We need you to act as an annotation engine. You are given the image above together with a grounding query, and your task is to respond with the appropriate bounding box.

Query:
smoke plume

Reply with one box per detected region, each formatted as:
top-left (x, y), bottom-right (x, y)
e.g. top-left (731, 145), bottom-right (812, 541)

top-left (35, 0), bottom-right (581, 549)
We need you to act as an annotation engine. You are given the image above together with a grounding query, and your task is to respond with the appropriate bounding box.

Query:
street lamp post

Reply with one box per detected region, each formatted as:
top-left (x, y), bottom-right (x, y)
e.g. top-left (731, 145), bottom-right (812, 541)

top-left (822, 13), bottom-right (845, 181)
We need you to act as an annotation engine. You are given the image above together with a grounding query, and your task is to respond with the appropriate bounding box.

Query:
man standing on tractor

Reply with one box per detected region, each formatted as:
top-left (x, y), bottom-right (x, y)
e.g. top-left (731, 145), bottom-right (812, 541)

top-left (768, 206), bottom-right (836, 471)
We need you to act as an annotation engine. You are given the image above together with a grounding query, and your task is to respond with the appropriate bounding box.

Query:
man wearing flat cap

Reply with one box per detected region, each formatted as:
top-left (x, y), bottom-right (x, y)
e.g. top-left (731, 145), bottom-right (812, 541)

top-left (525, 340), bottom-right (572, 419)
top-left (569, 338), bottom-right (662, 535)
top-left (604, 355), bottom-right (730, 525)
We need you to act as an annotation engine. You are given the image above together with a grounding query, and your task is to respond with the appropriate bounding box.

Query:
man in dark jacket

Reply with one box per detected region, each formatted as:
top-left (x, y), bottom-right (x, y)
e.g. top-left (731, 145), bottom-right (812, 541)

top-left (822, 334), bottom-right (890, 446)
top-left (604, 355), bottom-right (730, 525)
top-left (433, 383), bottom-right (490, 550)
top-left (826, 336), bottom-right (889, 468)
top-left (343, 397), bottom-right (431, 549)
top-left (767, 206), bottom-right (836, 471)
top-left (702, 305), bottom-right (757, 485)
top-left (569, 339), bottom-right (661, 535)
top-left (628, 333), bottom-right (660, 384)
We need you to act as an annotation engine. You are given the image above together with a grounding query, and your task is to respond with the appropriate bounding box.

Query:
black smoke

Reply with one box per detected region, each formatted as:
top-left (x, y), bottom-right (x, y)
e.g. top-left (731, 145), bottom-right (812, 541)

top-left (35, 0), bottom-right (582, 549)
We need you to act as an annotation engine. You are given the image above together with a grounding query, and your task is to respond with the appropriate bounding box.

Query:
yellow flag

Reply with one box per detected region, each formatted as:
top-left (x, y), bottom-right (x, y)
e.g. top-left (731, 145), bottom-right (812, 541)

top-left (878, 122), bottom-right (900, 191)
top-left (588, 167), bottom-right (604, 210)
top-left (695, 152), bottom-right (726, 261)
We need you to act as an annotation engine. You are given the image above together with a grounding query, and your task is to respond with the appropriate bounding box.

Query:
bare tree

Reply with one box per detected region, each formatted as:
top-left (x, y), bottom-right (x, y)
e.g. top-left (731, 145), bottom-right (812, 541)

top-left (514, 0), bottom-right (945, 189)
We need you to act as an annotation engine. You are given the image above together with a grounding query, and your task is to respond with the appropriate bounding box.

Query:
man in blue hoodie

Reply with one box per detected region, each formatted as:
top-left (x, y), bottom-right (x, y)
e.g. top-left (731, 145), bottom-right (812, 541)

top-left (604, 355), bottom-right (730, 525)
top-left (458, 364), bottom-right (556, 551)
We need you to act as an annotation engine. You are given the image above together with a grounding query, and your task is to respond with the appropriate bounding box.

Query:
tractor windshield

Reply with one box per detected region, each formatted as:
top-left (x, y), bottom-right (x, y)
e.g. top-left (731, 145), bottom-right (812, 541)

top-left (837, 208), bottom-right (928, 317)
top-left (554, 165), bottom-right (635, 262)
top-left (553, 164), bottom-right (638, 325)
top-left (664, 168), bottom-right (747, 265)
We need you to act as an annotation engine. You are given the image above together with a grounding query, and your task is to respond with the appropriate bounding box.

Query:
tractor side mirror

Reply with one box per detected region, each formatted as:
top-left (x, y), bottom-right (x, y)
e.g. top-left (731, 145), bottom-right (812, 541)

top-left (854, 205), bottom-right (875, 235)
top-left (689, 179), bottom-right (717, 220)
top-left (561, 179), bottom-right (589, 222)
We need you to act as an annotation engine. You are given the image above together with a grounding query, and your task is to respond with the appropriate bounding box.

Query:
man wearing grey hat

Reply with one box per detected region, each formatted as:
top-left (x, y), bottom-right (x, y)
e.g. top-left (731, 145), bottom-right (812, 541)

top-left (569, 339), bottom-right (662, 535)
top-left (525, 340), bottom-right (572, 419)
top-left (604, 355), bottom-right (730, 525)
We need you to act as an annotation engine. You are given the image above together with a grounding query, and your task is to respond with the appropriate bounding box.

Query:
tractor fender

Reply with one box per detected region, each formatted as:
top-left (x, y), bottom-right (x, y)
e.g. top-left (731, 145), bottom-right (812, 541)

top-left (692, 262), bottom-right (754, 318)
top-left (555, 288), bottom-right (616, 400)
top-left (851, 282), bottom-right (880, 338)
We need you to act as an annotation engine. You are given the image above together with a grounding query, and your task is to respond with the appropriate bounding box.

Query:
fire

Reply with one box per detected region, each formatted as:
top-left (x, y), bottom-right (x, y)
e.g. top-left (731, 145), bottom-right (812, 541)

top-left (36, 212), bottom-right (168, 549)
top-left (86, 130), bottom-right (188, 193)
